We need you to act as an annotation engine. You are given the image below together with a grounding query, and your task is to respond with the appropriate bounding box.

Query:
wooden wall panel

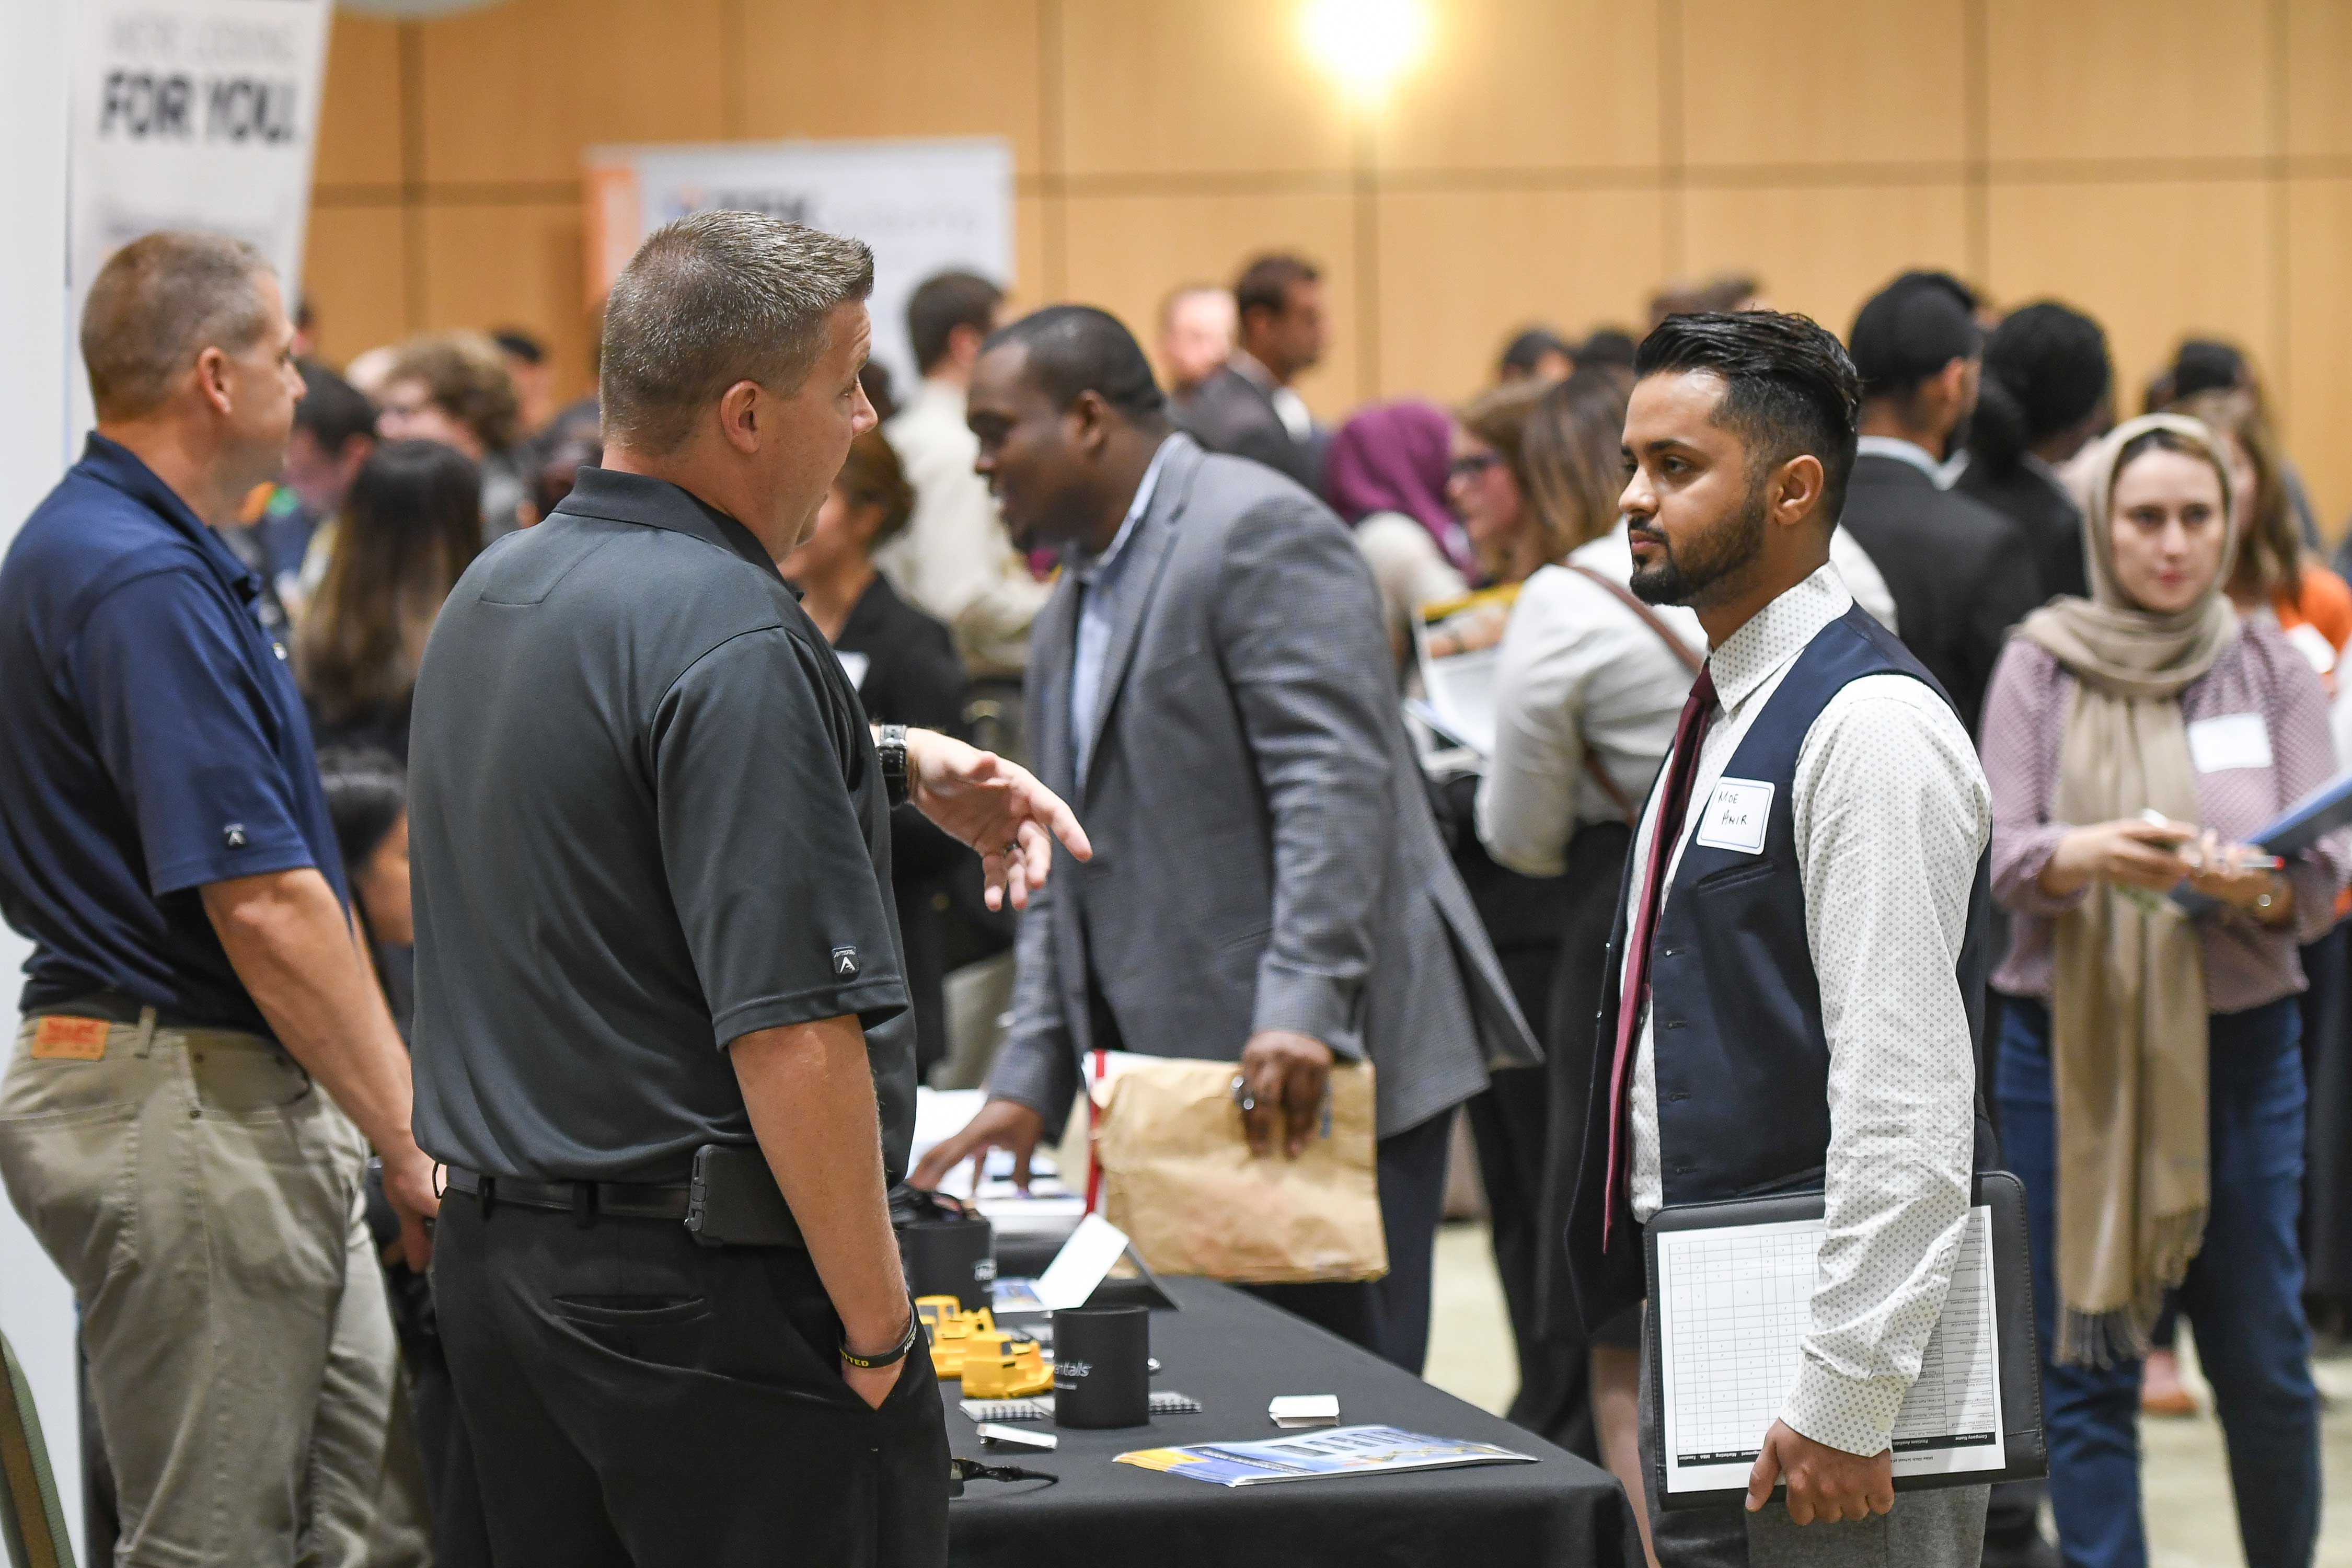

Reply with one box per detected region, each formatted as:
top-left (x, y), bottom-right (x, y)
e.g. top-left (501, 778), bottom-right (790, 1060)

top-left (1681, 183), bottom-right (1971, 336)
top-left (735, 1), bottom-right (1044, 172)
top-left (1061, 192), bottom-right (1357, 414)
top-left (1986, 181), bottom-right (2275, 437)
top-left (1376, 189), bottom-right (1664, 405)
top-left (303, 205), bottom-right (410, 367)
top-left (1679, 0), bottom-right (1967, 168)
top-left (1376, 0), bottom-right (1659, 173)
top-left (1011, 193), bottom-right (1054, 309)
top-left (2287, 0), bottom-right (2352, 159)
top-left (313, 15), bottom-right (403, 190)
top-left (2284, 180), bottom-right (2352, 532)
top-left (418, 0), bottom-right (729, 184)
top-left (420, 204), bottom-right (597, 402)
top-left (1986, 0), bottom-right (2270, 164)
top-left (1056, 0), bottom-right (1353, 177)
top-left (299, 0), bottom-right (2352, 532)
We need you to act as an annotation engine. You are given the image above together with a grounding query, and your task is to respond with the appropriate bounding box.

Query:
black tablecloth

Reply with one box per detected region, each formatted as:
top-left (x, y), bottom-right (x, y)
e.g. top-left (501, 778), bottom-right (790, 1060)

top-left (946, 1277), bottom-right (1636, 1568)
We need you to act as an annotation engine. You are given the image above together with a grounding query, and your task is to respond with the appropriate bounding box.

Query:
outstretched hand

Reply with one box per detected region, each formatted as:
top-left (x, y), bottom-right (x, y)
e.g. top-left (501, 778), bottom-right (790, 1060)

top-left (902, 730), bottom-right (1091, 910)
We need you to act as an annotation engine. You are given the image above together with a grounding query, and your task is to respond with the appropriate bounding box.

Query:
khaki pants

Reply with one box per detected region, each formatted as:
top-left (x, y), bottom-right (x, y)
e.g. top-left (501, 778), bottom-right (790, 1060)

top-left (0, 1010), bottom-right (428, 1567)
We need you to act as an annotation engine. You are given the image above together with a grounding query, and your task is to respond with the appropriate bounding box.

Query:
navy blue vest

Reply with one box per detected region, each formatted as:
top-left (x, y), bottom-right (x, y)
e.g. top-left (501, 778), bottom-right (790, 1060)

top-left (1563, 603), bottom-right (1994, 1332)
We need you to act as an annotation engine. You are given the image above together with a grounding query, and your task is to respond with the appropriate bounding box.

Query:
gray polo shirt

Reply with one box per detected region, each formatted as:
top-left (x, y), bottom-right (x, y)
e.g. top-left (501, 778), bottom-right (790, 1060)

top-left (408, 466), bottom-right (914, 1184)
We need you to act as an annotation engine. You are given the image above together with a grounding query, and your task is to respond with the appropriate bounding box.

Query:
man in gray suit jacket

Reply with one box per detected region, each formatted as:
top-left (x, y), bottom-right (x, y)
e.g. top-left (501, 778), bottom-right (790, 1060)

top-left (913, 307), bottom-right (1536, 1369)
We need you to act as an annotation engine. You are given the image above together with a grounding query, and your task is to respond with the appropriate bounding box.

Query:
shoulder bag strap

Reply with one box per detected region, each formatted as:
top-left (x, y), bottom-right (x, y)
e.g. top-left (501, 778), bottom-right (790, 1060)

top-left (1562, 561), bottom-right (1706, 676)
top-left (1559, 561), bottom-right (1704, 825)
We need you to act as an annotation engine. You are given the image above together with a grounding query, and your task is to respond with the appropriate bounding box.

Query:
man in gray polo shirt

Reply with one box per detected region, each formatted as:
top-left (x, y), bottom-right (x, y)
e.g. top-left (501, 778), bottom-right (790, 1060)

top-left (406, 212), bottom-right (1086, 1567)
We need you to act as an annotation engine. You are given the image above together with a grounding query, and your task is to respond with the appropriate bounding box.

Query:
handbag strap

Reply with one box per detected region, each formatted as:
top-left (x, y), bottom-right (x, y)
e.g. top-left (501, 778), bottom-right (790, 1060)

top-left (1560, 561), bottom-right (1703, 826)
top-left (1563, 561), bottom-right (1705, 675)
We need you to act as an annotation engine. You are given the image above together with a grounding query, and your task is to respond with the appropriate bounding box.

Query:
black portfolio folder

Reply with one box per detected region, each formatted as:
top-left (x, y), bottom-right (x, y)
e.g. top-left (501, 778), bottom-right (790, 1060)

top-left (1642, 1171), bottom-right (2047, 1512)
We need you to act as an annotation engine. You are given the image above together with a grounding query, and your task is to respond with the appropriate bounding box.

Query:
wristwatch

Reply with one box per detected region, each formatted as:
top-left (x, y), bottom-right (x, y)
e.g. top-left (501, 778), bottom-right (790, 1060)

top-left (840, 1305), bottom-right (922, 1370)
top-left (876, 723), bottom-right (911, 809)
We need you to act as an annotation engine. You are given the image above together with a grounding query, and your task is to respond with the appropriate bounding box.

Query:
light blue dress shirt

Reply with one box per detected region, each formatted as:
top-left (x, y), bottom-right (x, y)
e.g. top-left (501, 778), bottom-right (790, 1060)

top-left (1069, 436), bottom-right (1174, 788)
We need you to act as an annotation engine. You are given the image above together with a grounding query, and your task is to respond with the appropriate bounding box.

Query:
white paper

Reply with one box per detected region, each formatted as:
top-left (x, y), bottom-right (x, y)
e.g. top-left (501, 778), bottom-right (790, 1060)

top-left (1269, 1394), bottom-right (1340, 1427)
top-left (2187, 712), bottom-right (2274, 775)
top-left (1656, 1206), bottom-right (2005, 1496)
top-left (1694, 778), bottom-right (1774, 855)
top-left (1032, 1213), bottom-right (1132, 1311)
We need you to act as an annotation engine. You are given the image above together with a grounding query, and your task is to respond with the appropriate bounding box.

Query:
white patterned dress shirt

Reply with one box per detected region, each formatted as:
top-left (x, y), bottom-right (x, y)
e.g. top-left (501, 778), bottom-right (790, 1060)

top-left (1623, 563), bottom-right (1991, 1457)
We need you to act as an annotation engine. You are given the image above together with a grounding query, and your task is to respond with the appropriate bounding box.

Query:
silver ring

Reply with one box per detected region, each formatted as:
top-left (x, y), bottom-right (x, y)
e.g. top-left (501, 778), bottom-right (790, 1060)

top-left (1230, 1073), bottom-right (1256, 1114)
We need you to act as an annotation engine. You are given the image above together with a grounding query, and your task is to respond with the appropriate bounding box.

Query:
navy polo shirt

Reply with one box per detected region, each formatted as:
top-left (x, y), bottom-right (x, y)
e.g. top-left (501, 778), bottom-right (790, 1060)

top-left (0, 434), bottom-right (346, 1033)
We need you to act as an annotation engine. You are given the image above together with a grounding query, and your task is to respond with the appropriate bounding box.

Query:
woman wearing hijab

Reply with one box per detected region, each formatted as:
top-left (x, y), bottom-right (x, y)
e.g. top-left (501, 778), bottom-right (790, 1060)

top-left (1981, 414), bottom-right (2344, 1568)
top-left (1323, 400), bottom-right (1472, 666)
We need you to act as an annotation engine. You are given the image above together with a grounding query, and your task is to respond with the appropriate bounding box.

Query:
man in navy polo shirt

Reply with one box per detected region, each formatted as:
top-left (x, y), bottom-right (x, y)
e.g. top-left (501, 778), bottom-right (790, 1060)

top-left (0, 232), bottom-right (436, 1565)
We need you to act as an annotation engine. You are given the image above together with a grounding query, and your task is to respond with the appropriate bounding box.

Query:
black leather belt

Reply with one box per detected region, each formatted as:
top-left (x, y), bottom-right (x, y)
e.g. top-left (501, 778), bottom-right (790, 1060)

top-left (442, 1165), bottom-right (691, 1224)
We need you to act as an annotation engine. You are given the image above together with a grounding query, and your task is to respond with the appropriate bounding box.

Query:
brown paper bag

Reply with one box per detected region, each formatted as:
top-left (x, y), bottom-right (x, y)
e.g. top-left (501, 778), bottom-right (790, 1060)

top-left (1092, 1058), bottom-right (1387, 1284)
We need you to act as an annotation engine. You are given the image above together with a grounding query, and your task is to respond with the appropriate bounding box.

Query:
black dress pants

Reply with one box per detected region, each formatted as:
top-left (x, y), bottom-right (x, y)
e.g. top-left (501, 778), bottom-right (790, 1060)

top-left (1247, 1106), bottom-right (1457, 1372)
top-left (431, 1193), bottom-right (950, 1568)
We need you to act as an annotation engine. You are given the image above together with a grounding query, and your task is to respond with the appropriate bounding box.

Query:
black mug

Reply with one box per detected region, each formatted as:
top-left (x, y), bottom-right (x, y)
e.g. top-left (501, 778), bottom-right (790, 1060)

top-left (1052, 1305), bottom-right (1149, 1429)
top-left (900, 1213), bottom-right (996, 1312)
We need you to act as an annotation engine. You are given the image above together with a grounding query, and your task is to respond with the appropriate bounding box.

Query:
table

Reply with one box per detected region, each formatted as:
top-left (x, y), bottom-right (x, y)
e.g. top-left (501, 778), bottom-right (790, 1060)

top-left (944, 1277), bottom-right (1636, 1568)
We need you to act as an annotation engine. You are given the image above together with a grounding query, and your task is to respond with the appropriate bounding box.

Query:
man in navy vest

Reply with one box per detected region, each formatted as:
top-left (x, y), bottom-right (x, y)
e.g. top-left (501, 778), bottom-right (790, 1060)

top-left (1563, 312), bottom-right (1994, 1566)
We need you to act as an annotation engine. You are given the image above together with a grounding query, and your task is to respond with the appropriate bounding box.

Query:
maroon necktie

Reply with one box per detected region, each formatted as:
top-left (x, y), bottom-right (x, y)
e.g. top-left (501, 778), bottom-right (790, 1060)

top-left (1601, 663), bottom-right (1718, 1248)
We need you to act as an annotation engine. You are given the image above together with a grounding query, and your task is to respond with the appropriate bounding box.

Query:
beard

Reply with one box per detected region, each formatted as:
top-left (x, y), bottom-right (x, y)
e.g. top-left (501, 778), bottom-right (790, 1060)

top-left (1628, 479), bottom-right (1771, 607)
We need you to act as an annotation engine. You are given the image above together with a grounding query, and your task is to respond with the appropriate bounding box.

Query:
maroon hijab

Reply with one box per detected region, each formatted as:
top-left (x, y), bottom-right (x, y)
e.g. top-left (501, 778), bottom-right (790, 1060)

top-left (1323, 400), bottom-right (1474, 574)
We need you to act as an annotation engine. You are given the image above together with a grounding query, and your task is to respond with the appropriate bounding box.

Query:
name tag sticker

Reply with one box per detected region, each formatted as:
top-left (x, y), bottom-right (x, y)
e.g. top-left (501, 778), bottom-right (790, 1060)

top-left (30, 1016), bottom-right (108, 1062)
top-left (2187, 712), bottom-right (2273, 775)
top-left (1694, 778), bottom-right (1774, 855)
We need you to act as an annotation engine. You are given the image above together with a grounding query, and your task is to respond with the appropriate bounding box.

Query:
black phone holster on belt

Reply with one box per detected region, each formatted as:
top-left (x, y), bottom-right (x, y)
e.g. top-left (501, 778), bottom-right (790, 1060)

top-left (684, 1144), bottom-right (805, 1248)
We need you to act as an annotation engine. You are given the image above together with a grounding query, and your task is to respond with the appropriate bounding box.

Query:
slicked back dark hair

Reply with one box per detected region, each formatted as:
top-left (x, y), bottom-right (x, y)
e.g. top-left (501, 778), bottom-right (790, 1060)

top-left (1634, 310), bottom-right (1862, 525)
top-left (983, 305), bottom-right (1167, 423)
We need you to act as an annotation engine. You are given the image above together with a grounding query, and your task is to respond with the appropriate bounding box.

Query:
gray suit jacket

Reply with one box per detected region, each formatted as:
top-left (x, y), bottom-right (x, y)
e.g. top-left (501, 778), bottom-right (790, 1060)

top-left (987, 435), bottom-right (1537, 1139)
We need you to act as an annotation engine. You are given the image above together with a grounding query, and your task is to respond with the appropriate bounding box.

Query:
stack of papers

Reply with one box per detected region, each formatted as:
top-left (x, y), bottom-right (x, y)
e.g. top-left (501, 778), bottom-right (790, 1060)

top-left (1116, 1426), bottom-right (1536, 1488)
top-left (1267, 1395), bottom-right (1339, 1429)
top-left (1655, 1207), bottom-right (2004, 1496)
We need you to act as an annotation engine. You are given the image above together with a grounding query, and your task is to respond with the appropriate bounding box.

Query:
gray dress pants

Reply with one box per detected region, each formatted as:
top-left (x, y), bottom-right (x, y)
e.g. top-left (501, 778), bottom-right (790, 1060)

top-left (1638, 1312), bottom-right (1989, 1567)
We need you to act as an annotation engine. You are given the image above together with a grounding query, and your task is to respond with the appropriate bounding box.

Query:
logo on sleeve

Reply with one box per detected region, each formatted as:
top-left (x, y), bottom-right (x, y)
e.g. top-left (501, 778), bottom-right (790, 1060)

top-left (222, 823), bottom-right (248, 850)
top-left (832, 946), bottom-right (860, 978)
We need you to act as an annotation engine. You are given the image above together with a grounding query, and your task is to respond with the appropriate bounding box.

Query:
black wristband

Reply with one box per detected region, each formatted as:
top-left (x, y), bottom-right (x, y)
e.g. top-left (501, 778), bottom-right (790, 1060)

top-left (877, 723), bottom-right (912, 810)
top-left (840, 1305), bottom-right (921, 1370)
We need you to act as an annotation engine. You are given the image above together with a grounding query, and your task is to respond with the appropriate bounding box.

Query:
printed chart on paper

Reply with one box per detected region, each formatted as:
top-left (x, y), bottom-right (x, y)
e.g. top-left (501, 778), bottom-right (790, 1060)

top-left (1656, 1206), bottom-right (2004, 1496)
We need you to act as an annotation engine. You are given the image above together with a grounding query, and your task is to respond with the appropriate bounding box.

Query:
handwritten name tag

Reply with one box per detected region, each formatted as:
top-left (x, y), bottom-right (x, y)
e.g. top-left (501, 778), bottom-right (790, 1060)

top-left (2187, 712), bottom-right (2272, 775)
top-left (1694, 778), bottom-right (1774, 855)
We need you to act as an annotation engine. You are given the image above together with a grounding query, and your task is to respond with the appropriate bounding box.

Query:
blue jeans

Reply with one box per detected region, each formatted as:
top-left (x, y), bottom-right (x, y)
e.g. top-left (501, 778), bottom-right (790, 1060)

top-left (1998, 995), bottom-right (2321, 1568)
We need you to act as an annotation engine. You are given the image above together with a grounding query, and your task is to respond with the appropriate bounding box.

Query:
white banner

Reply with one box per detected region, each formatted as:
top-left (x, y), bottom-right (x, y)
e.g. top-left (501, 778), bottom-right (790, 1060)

top-left (68, 0), bottom-right (332, 393)
top-left (584, 137), bottom-right (1016, 390)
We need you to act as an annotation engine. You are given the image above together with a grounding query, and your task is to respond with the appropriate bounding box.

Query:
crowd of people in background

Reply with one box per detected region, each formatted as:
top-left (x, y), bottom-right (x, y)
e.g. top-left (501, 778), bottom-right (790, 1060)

top-left (121, 241), bottom-right (2352, 1568)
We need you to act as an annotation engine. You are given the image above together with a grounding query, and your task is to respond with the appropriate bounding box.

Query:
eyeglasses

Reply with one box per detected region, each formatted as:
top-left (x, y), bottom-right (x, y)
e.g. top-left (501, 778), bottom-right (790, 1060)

top-left (1448, 452), bottom-right (1502, 482)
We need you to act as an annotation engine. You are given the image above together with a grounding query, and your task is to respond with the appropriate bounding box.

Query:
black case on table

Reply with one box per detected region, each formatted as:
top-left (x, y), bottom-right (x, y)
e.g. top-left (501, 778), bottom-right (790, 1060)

top-left (1642, 1170), bottom-right (2047, 1512)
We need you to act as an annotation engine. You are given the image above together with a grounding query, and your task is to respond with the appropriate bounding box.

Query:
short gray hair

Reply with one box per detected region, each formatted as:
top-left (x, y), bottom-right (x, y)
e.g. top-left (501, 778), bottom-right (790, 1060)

top-left (599, 212), bottom-right (875, 454)
top-left (81, 231), bottom-right (275, 420)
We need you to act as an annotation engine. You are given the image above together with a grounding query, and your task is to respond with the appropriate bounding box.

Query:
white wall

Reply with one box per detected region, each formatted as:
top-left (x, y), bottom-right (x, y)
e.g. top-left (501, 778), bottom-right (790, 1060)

top-left (0, 0), bottom-right (85, 1552)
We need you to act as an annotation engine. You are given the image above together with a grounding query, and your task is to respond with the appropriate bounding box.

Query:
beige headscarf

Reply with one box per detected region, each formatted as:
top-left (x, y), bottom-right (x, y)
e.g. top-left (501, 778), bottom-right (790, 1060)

top-left (2016, 412), bottom-right (2239, 1365)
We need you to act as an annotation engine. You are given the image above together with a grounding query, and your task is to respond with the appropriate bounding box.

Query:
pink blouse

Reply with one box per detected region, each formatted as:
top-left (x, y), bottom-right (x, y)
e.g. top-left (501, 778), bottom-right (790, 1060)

top-left (1982, 618), bottom-right (2348, 1011)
